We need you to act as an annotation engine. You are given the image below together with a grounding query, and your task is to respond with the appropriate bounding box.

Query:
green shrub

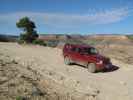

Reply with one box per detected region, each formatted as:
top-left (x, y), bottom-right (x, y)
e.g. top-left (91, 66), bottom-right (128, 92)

top-left (32, 39), bottom-right (46, 46)
top-left (16, 96), bottom-right (25, 100)
top-left (17, 39), bottom-right (25, 44)
top-left (126, 35), bottom-right (133, 40)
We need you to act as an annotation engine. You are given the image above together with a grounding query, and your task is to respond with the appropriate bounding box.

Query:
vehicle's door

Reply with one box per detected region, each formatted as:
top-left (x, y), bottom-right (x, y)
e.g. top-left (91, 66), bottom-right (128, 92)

top-left (77, 48), bottom-right (94, 66)
top-left (69, 47), bottom-right (82, 63)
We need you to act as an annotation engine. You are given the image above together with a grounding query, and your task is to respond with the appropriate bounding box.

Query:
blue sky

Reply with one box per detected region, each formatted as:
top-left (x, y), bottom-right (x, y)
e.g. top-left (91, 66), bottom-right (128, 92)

top-left (0, 0), bottom-right (133, 35)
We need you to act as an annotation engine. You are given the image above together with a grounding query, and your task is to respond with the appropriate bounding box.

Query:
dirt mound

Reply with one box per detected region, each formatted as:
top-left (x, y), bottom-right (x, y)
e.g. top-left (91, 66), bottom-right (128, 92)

top-left (0, 47), bottom-right (99, 100)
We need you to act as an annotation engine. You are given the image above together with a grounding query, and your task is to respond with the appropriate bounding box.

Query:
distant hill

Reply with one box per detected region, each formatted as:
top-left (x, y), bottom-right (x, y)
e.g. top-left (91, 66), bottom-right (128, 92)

top-left (39, 34), bottom-right (86, 41)
top-left (39, 34), bottom-right (128, 41)
top-left (38, 34), bottom-right (133, 47)
top-left (0, 33), bottom-right (131, 45)
top-left (0, 34), bottom-right (18, 42)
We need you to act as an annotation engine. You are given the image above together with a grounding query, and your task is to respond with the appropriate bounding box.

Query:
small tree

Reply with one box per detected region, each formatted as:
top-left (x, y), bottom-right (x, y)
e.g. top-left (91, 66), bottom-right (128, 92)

top-left (16, 17), bottom-right (38, 43)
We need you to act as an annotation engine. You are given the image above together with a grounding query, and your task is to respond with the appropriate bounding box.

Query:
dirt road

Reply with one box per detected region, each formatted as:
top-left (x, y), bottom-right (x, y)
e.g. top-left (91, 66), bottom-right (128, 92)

top-left (0, 42), bottom-right (133, 100)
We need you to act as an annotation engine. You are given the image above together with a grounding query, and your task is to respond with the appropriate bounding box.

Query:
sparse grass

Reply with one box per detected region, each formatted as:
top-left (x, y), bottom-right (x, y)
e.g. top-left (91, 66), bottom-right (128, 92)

top-left (45, 40), bottom-right (59, 47)
top-left (65, 39), bottom-right (85, 45)
top-left (83, 39), bottom-right (102, 45)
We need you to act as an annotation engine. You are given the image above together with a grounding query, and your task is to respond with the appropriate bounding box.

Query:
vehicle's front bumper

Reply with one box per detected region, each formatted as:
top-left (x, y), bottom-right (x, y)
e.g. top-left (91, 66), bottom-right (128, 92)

top-left (105, 63), bottom-right (112, 70)
top-left (96, 63), bottom-right (112, 71)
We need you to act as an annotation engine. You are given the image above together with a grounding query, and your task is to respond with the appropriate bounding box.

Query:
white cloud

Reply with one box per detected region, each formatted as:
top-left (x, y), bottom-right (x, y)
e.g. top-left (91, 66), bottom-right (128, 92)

top-left (0, 7), bottom-right (131, 29)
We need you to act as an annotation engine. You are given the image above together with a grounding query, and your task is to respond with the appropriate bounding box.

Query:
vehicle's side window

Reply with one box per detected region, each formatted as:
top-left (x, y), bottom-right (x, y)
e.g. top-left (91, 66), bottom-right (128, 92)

top-left (77, 48), bottom-right (81, 53)
top-left (71, 47), bottom-right (81, 53)
top-left (75, 48), bottom-right (79, 52)
top-left (71, 47), bottom-right (76, 52)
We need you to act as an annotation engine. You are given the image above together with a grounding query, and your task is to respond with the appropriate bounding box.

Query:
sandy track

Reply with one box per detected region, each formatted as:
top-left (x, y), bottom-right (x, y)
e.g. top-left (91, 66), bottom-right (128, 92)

top-left (0, 42), bottom-right (133, 100)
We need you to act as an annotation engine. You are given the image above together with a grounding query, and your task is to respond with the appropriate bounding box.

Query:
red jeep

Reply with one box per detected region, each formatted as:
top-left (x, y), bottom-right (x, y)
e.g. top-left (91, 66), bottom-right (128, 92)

top-left (63, 43), bottom-right (112, 73)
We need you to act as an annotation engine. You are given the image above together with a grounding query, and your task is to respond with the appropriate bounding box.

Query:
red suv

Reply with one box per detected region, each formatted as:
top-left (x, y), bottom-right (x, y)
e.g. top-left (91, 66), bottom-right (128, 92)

top-left (63, 43), bottom-right (112, 73)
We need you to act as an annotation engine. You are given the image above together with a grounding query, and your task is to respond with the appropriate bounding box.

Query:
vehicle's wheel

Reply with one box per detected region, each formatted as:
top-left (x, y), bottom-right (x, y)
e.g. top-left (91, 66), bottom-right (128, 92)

top-left (64, 57), bottom-right (71, 65)
top-left (87, 63), bottom-right (96, 73)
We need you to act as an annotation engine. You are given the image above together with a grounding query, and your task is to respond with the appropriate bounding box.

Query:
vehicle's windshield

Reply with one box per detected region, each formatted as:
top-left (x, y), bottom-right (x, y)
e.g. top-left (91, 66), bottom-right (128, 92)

top-left (82, 47), bottom-right (98, 55)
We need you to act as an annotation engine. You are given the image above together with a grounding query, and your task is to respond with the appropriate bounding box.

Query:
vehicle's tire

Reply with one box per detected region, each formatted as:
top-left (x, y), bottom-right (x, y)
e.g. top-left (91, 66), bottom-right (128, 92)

top-left (87, 63), bottom-right (96, 73)
top-left (64, 57), bottom-right (71, 65)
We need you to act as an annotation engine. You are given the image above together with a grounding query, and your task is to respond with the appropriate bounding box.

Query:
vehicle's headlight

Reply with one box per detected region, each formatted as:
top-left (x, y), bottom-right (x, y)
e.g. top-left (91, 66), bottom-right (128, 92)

top-left (97, 60), bottom-right (103, 64)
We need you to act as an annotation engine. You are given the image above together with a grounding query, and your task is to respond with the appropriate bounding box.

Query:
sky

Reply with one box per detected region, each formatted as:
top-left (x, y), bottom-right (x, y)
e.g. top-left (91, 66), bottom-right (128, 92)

top-left (0, 0), bottom-right (133, 35)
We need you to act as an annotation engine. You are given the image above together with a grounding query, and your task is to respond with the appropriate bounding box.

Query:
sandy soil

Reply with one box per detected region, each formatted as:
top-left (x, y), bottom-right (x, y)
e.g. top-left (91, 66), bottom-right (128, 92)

top-left (0, 42), bottom-right (133, 100)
